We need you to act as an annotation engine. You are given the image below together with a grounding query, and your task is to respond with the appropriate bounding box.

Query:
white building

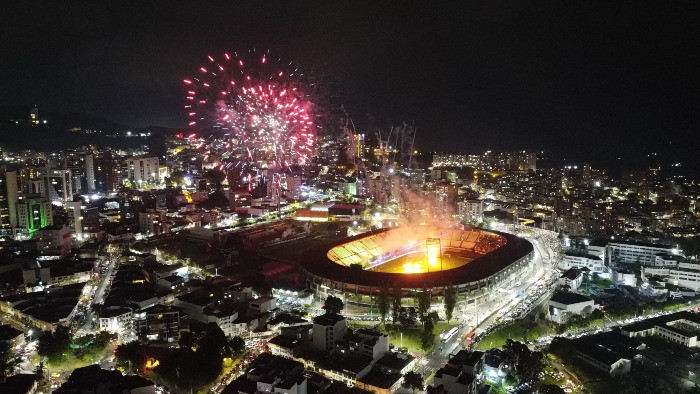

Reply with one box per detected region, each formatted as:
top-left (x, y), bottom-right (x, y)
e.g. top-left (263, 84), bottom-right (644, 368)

top-left (311, 313), bottom-right (347, 353)
top-left (43, 170), bottom-right (73, 205)
top-left (174, 291), bottom-right (240, 336)
top-left (608, 242), bottom-right (680, 266)
top-left (268, 324), bottom-right (312, 359)
top-left (548, 292), bottom-right (596, 324)
top-left (562, 251), bottom-right (606, 275)
top-left (575, 346), bottom-right (631, 376)
top-left (65, 201), bottom-right (84, 236)
top-left (204, 309), bottom-right (239, 337)
top-left (611, 269), bottom-right (637, 287)
top-left (99, 306), bottom-right (134, 333)
top-left (335, 327), bottom-right (389, 361)
top-left (586, 243), bottom-right (606, 260)
top-left (249, 297), bottom-right (277, 317)
top-left (127, 156), bottom-right (159, 184)
top-left (558, 268), bottom-right (584, 291)
top-left (622, 311), bottom-right (700, 348)
top-left (644, 265), bottom-right (700, 291)
top-left (234, 353), bottom-right (308, 394)
top-left (458, 199), bottom-right (484, 223)
top-left (654, 253), bottom-right (685, 267)
top-left (139, 210), bottom-right (165, 235)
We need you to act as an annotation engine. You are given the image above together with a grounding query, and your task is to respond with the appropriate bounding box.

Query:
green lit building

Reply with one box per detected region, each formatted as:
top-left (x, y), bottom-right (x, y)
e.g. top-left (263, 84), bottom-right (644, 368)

top-left (16, 196), bottom-right (53, 233)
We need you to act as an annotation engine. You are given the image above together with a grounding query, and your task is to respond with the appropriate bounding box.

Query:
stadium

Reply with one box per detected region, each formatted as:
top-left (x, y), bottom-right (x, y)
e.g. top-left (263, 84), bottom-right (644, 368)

top-left (302, 227), bottom-right (534, 302)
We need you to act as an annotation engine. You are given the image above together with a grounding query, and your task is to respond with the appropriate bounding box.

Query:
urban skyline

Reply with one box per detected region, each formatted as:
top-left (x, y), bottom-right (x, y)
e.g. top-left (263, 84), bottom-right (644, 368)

top-left (0, 2), bottom-right (698, 394)
top-left (2, 2), bottom-right (700, 175)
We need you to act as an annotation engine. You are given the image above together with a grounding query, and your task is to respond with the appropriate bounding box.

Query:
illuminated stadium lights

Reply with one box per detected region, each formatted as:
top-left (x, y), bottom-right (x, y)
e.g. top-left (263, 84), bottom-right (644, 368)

top-left (303, 228), bottom-right (534, 299)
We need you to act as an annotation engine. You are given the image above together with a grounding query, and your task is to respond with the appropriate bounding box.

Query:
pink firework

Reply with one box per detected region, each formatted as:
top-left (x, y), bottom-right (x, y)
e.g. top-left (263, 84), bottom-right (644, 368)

top-left (184, 49), bottom-right (316, 169)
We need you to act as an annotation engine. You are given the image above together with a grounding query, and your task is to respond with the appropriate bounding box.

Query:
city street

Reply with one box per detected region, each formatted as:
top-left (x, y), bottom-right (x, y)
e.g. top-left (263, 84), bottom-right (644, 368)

top-left (421, 226), bottom-right (561, 383)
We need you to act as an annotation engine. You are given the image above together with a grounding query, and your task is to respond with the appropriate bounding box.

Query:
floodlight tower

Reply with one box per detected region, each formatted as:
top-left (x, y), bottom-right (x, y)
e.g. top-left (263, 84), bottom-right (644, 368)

top-left (426, 237), bottom-right (442, 272)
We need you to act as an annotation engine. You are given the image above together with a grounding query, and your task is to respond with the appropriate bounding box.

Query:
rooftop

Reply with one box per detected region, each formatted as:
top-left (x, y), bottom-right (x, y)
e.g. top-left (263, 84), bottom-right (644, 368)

top-left (357, 366), bottom-right (402, 389)
top-left (609, 240), bottom-right (675, 250)
top-left (98, 306), bottom-right (133, 319)
top-left (0, 373), bottom-right (39, 394)
top-left (176, 290), bottom-right (213, 307)
top-left (268, 313), bottom-right (307, 326)
top-left (549, 291), bottom-right (593, 305)
top-left (376, 351), bottom-right (414, 372)
top-left (560, 268), bottom-right (583, 280)
top-left (300, 228), bottom-right (533, 289)
top-left (622, 311), bottom-right (700, 336)
top-left (313, 313), bottom-right (345, 326)
top-left (564, 250), bottom-right (602, 260)
top-left (1, 283), bottom-right (85, 324)
top-left (575, 341), bottom-right (629, 367)
top-left (249, 296), bottom-right (274, 306)
top-left (268, 335), bottom-right (304, 349)
top-left (447, 349), bottom-right (485, 368)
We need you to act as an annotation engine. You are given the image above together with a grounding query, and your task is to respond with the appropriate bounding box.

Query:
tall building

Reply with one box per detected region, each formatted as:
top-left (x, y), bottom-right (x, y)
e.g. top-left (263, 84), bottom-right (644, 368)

top-left (33, 225), bottom-right (72, 258)
top-left (134, 305), bottom-right (182, 342)
top-left (16, 196), bottom-right (53, 233)
top-left (86, 151), bottom-right (122, 192)
top-left (507, 152), bottom-right (536, 171)
top-left (65, 200), bottom-right (99, 236)
top-left (64, 150), bottom-right (88, 193)
top-left (458, 199), bottom-right (484, 223)
top-left (0, 170), bottom-right (20, 232)
top-left (43, 169), bottom-right (73, 205)
top-left (127, 156), bottom-right (159, 184)
top-left (18, 165), bottom-right (43, 194)
top-left (435, 181), bottom-right (458, 217)
top-left (349, 133), bottom-right (365, 160)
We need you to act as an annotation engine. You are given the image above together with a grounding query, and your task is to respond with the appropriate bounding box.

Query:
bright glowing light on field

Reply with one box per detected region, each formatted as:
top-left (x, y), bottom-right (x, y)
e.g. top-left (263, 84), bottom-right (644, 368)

top-left (426, 238), bottom-right (441, 267)
top-left (403, 262), bottom-right (424, 273)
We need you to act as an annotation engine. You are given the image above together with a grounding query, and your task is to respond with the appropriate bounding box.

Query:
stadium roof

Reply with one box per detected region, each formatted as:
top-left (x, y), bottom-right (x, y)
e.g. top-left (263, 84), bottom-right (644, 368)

top-left (299, 228), bottom-right (533, 288)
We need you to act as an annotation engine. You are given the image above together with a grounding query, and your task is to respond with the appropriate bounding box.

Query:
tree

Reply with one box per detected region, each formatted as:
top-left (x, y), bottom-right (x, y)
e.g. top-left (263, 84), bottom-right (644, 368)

top-left (199, 323), bottom-right (227, 358)
top-left (538, 385), bottom-right (565, 394)
top-left (377, 284), bottom-right (390, 323)
top-left (581, 305), bottom-right (593, 317)
top-left (323, 295), bottom-right (344, 314)
top-left (37, 327), bottom-right (71, 364)
top-left (115, 341), bottom-right (141, 371)
top-left (229, 336), bottom-right (246, 355)
top-left (0, 342), bottom-right (19, 377)
top-left (399, 307), bottom-right (417, 329)
top-left (417, 288), bottom-right (431, 328)
top-left (402, 371), bottom-right (424, 393)
top-left (390, 287), bottom-right (402, 325)
top-left (444, 284), bottom-right (457, 323)
top-left (503, 339), bottom-right (544, 383)
top-left (420, 320), bottom-right (436, 352)
top-left (154, 323), bottom-right (229, 391)
top-left (94, 331), bottom-right (116, 348)
top-left (179, 331), bottom-right (196, 349)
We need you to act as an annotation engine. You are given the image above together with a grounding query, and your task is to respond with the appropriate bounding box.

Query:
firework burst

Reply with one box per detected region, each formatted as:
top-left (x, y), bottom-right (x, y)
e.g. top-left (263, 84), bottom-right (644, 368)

top-left (184, 49), bottom-right (316, 172)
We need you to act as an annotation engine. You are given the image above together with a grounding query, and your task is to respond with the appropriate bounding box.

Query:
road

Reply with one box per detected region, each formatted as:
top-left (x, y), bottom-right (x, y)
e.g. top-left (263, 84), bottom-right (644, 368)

top-left (422, 226), bottom-right (561, 383)
top-left (76, 254), bottom-right (118, 336)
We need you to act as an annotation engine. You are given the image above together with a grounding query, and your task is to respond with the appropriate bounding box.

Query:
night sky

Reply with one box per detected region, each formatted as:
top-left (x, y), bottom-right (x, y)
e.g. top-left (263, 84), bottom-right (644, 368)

top-left (2, 1), bottom-right (699, 172)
